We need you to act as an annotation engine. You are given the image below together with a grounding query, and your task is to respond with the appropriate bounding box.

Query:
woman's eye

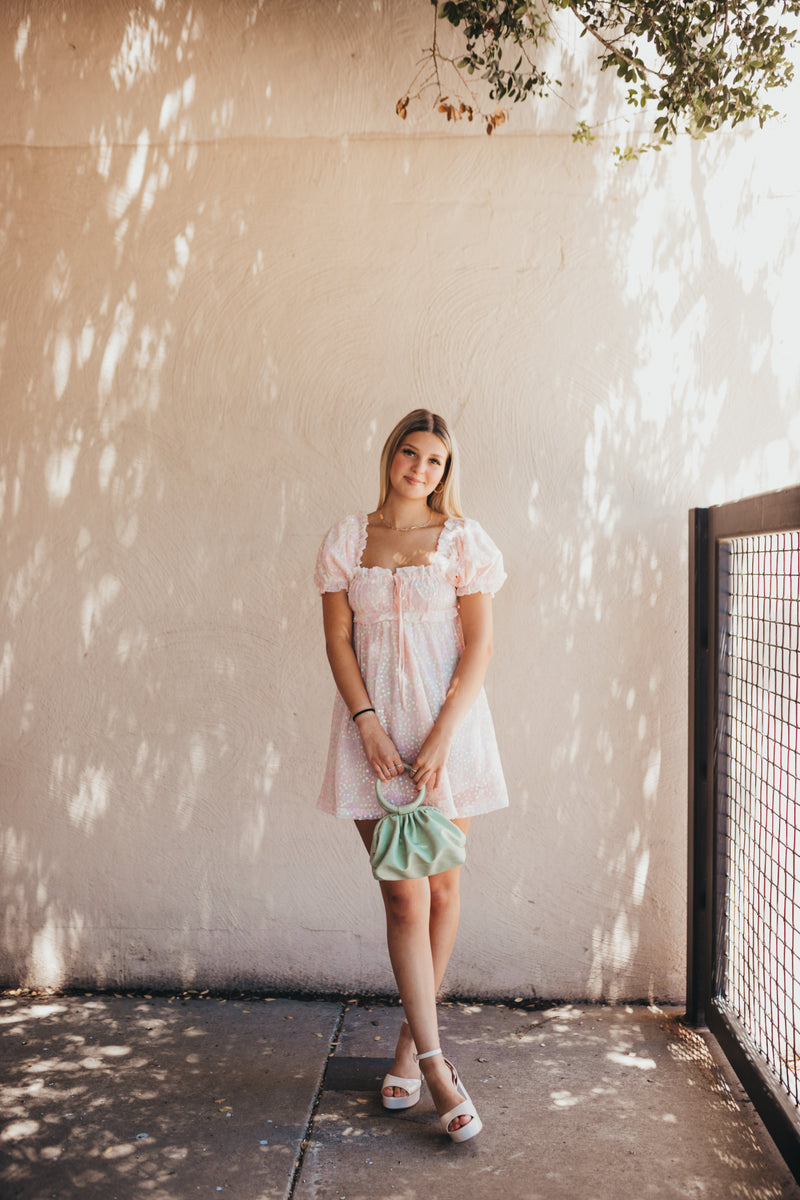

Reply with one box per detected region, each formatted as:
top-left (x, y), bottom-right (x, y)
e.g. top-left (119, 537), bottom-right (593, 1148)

top-left (402, 447), bottom-right (415, 457)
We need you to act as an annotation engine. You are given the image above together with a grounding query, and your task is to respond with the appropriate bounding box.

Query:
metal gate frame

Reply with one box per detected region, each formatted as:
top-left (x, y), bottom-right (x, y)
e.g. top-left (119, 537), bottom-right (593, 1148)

top-left (688, 485), bottom-right (800, 1179)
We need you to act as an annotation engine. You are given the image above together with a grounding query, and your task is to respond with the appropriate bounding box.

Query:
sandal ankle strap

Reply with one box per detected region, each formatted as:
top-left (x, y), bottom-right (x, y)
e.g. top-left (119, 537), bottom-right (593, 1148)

top-left (415, 1047), bottom-right (442, 1062)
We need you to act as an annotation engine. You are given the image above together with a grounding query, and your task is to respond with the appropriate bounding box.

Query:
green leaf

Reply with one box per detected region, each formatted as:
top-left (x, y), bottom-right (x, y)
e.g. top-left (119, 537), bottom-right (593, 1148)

top-left (404, 0), bottom-right (800, 159)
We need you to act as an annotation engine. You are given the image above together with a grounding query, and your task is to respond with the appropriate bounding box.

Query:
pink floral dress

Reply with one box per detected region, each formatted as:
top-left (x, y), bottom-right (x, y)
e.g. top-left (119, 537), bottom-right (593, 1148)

top-left (315, 513), bottom-right (509, 820)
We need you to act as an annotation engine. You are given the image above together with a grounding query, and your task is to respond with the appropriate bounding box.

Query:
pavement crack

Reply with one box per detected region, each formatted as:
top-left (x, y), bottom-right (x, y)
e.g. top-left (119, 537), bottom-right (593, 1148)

top-left (285, 1000), bottom-right (346, 1200)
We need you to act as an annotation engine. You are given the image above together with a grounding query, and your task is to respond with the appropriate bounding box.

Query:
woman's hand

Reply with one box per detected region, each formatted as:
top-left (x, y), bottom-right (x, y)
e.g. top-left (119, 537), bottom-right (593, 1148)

top-left (355, 712), bottom-right (405, 782)
top-left (410, 725), bottom-right (453, 795)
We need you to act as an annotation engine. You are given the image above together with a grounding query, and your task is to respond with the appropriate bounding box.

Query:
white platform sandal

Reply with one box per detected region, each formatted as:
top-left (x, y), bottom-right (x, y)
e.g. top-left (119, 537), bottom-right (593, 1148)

top-left (381, 1070), bottom-right (423, 1110)
top-left (381, 1020), bottom-right (423, 1110)
top-left (416, 1047), bottom-right (483, 1143)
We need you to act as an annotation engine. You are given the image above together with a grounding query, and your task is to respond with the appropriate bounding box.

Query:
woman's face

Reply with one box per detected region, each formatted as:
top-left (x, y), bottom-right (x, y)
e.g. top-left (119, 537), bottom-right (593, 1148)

top-left (388, 431), bottom-right (448, 502)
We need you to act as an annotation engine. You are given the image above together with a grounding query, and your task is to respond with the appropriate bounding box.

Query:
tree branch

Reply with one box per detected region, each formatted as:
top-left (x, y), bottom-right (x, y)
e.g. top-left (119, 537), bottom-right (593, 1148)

top-left (567, 2), bottom-right (668, 81)
top-left (432, 2), bottom-right (444, 97)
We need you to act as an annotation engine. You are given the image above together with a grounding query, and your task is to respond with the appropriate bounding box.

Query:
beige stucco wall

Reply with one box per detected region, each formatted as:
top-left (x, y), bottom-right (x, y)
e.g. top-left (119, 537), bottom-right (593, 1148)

top-left (2, 1), bottom-right (799, 1000)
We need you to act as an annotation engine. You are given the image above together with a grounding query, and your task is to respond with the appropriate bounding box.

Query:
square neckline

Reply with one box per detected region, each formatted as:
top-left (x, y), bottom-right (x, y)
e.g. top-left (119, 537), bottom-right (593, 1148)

top-left (355, 511), bottom-right (457, 576)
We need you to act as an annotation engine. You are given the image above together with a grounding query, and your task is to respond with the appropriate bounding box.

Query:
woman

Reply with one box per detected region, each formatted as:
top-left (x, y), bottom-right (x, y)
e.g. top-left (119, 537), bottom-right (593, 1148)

top-left (315, 409), bottom-right (508, 1143)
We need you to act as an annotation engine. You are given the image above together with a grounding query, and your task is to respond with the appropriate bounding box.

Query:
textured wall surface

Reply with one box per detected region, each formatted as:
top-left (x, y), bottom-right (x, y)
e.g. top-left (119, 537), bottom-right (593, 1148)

top-left (2, 1), bottom-right (799, 1001)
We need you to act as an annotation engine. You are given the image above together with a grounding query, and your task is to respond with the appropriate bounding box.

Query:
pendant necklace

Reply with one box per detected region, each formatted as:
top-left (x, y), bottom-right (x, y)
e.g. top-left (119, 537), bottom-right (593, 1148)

top-left (378, 508), bottom-right (432, 533)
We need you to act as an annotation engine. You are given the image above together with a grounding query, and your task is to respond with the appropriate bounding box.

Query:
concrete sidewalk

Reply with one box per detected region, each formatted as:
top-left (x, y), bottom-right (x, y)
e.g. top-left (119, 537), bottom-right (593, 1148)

top-left (1, 991), bottom-right (798, 1200)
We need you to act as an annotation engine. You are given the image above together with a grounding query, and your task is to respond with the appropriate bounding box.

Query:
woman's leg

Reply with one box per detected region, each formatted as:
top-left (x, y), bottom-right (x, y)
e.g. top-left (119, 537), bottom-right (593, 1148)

top-left (385, 864), bottom-right (463, 1082)
top-left (355, 820), bottom-right (425, 1086)
top-left (354, 818), bottom-right (474, 1130)
top-left (378, 874), bottom-right (472, 1127)
top-left (428, 817), bottom-right (470, 993)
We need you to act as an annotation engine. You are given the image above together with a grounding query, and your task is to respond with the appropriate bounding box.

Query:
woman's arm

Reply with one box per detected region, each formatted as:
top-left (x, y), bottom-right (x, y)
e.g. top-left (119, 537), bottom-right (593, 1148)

top-left (411, 591), bottom-right (494, 794)
top-left (321, 590), bottom-right (404, 782)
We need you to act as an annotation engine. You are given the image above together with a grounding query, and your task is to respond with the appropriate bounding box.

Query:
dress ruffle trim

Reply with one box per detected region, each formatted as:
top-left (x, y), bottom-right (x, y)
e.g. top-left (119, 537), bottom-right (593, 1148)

top-left (355, 511), bottom-right (369, 570)
top-left (315, 513), bottom-right (505, 596)
top-left (433, 515), bottom-right (460, 567)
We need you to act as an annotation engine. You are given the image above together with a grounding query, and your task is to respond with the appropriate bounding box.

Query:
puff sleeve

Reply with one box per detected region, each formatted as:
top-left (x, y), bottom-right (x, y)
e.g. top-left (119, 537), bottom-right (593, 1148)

top-left (314, 514), bottom-right (365, 593)
top-left (442, 517), bottom-right (506, 597)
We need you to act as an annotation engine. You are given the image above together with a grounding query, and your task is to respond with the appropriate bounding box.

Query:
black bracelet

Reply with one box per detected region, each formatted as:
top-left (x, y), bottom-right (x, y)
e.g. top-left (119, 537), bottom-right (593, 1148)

top-left (352, 707), bottom-right (375, 722)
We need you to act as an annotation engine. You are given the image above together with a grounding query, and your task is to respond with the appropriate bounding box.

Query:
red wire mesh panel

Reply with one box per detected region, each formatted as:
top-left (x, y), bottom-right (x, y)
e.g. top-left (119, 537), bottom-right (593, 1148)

top-left (716, 531), bottom-right (800, 1108)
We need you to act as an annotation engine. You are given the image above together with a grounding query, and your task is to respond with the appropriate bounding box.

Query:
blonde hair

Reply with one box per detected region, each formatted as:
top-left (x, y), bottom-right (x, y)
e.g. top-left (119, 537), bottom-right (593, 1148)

top-left (377, 409), bottom-right (463, 518)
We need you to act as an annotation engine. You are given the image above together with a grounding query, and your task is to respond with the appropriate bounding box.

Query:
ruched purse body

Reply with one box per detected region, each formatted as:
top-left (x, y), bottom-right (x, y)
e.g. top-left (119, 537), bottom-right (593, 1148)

top-left (369, 765), bottom-right (467, 881)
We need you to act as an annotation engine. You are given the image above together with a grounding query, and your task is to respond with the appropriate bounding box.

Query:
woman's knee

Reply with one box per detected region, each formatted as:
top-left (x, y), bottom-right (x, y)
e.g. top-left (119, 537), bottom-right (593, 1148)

top-left (381, 879), bottom-right (430, 927)
top-left (428, 868), bottom-right (461, 912)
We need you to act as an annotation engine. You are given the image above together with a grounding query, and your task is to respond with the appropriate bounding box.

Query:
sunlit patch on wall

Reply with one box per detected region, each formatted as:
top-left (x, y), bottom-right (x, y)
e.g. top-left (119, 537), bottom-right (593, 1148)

top-left (176, 8), bottom-right (202, 64)
top-left (52, 330), bottom-right (71, 400)
top-left (108, 131), bottom-right (150, 221)
top-left (81, 574), bottom-right (122, 652)
top-left (190, 733), bottom-right (207, 779)
top-left (212, 98), bottom-right (235, 132)
top-left (30, 918), bottom-right (66, 989)
top-left (13, 16), bottom-right (30, 72)
top-left (98, 444), bottom-right (116, 492)
top-left (67, 764), bottom-right (112, 831)
top-left (527, 477), bottom-right (541, 526)
top-left (6, 538), bottom-right (51, 620)
top-left (257, 741), bottom-right (281, 797)
top-left (0, 642), bottom-right (12, 697)
top-left (110, 451), bottom-right (152, 547)
top-left (116, 625), bottom-right (149, 667)
top-left (45, 251), bottom-right (70, 306)
top-left (159, 75), bottom-right (196, 134)
top-left (93, 130), bottom-right (113, 181)
top-left (168, 224), bottom-right (194, 296)
top-left (99, 285), bottom-right (136, 415)
top-left (642, 747), bottom-right (660, 802)
top-left (110, 12), bottom-right (164, 91)
top-left (45, 432), bottom-right (82, 506)
top-left (75, 526), bottom-right (92, 571)
top-left (588, 909), bottom-right (638, 1002)
top-left (632, 847), bottom-right (650, 906)
top-left (141, 158), bottom-right (171, 217)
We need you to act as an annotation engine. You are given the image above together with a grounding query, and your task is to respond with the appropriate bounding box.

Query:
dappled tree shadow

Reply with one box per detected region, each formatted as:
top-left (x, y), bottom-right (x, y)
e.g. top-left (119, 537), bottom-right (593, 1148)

top-left (1, 1), bottom-right (799, 1011)
top-left (442, 126), bottom-right (799, 1001)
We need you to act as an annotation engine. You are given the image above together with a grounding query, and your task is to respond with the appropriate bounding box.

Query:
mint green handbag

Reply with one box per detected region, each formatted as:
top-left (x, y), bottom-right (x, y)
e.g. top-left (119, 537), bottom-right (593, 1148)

top-left (369, 765), bottom-right (467, 881)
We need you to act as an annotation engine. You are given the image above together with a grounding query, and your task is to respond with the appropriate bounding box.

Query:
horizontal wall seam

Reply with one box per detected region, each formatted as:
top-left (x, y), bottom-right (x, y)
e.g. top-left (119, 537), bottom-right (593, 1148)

top-left (0, 127), bottom-right (733, 152)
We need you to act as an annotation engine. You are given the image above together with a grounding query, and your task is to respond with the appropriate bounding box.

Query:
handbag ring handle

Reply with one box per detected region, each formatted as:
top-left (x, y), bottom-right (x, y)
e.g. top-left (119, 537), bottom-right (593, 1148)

top-left (375, 763), bottom-right (427, 815)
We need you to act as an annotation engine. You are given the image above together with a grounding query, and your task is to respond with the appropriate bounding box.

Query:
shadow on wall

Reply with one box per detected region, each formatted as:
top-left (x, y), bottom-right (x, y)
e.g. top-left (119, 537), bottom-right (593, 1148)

top-left (1, 2), bottom-right (347, 992)
top-left (2, 2), bottom-right (800, 999)
top-left (480, 116), bottom-right (800, 1001)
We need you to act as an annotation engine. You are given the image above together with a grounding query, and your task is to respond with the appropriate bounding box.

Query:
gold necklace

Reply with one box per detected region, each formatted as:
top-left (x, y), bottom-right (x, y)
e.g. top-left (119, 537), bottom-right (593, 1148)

top-left (378, 507), bottom-right (433, 533)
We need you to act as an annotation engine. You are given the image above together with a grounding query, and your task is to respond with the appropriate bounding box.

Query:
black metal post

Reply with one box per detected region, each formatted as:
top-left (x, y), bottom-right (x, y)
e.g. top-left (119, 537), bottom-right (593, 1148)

top-left (687, 507), bottom-right (709, 1026)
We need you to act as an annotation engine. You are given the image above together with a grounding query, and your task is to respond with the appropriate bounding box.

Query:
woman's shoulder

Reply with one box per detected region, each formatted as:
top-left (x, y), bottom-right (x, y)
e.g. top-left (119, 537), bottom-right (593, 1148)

top-left (438, 514), bottom-right (495, 547)
top-left (314, 513), bottom-right (368, 593)
top-left (447, 514), bottom-right (484, 532)
top-left (321, 511), bottom-right (366, 539)
top-left (438, 514), bottom-right (506, 595)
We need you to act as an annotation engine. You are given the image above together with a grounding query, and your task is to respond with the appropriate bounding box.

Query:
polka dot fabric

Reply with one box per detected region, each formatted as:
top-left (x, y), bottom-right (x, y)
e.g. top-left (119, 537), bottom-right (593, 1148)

top-left (315, 513), bottom-right (509, 820)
